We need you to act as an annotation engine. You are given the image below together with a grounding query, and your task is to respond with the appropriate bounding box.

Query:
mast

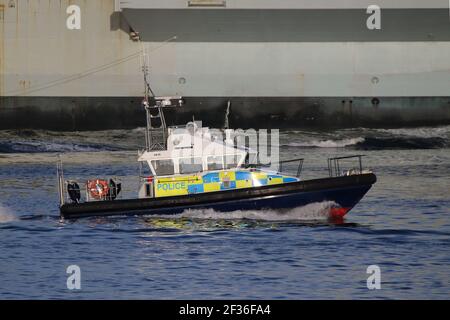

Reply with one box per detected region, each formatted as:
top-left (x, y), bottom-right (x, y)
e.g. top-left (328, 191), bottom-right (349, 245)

top-left (140, 44), bottom-right (184, 152)
top-left (141, 45), bottom-right (167, 151)
top-left (56, 155), bottom-right (65, 207)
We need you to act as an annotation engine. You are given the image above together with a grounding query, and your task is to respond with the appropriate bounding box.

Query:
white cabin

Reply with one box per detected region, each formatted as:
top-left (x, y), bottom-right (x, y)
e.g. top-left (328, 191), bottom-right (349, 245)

top-left (138, 122), bottom-right (249, 177)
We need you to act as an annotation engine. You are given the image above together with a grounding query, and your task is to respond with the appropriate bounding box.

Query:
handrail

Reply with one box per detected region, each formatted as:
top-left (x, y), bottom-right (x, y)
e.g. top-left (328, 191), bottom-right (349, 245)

top-left (279, 158), bottom-right (304, 178)
top-left (56, 156), bottom-right (65, 207)
top-left (327, 155), bottom-right (364, 177)
top-left (140, 175), bottom-right (202, 183)
top-left (246, 158), bottom-right (304, 178)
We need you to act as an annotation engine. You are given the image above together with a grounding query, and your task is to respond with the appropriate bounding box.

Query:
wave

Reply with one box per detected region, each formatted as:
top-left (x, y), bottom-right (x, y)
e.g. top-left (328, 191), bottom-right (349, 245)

top-left (0, 141), bottom-right (120, 153)
top-left (374, 126), bottom-right (450, 139)
top-left (2, 125), bottom-right (449, 153)
top-left (283, 125), bottom-right (450, 149)
top-left (152, 201), bottom-right (337, 221)
top-left (285, 136), bottom-right (448, 150)
top-left (355, 136), bottom-right (448, 150)
top-left (0, 128), bottom-right (142, 153)
top-left (284, 137), bottom-right (365, 148)
top-left (0, 204), bottom-right (17, 223)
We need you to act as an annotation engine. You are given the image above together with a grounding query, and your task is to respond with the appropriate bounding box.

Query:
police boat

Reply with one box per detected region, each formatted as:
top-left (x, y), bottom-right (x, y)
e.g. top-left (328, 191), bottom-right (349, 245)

top-left (57, 96), bottom-right (376, 220)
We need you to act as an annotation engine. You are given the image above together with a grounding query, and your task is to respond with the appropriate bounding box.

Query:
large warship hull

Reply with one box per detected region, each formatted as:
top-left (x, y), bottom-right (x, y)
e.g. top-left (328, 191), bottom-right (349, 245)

top-left (1, 1), bottom-right (450, 129)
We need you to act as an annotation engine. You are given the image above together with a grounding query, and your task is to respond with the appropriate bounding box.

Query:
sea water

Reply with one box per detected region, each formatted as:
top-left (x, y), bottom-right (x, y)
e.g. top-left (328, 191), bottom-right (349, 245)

top-left (0, 126), bottom-right (449, 299)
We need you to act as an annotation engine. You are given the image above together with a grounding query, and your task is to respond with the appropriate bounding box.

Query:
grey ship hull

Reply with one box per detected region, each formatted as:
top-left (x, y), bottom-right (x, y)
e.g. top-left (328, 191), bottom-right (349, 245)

top-left (1, 96), bottom-right (449, 130)
top-left (1, 1), bottom-right (450, 129)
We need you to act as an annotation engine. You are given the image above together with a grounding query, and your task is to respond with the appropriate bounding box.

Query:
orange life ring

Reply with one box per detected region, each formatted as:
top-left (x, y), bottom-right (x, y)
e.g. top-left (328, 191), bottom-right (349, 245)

top-left (87, 179), bottom-right (110, 200)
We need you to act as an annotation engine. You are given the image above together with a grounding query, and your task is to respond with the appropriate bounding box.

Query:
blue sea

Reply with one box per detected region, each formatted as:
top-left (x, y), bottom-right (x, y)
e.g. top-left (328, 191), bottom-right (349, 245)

top-left (0, 126), bottom-right (449, 299)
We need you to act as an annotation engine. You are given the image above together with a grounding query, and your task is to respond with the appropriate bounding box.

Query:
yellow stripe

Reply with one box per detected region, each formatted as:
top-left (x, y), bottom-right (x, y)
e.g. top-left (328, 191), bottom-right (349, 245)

top-left (268, 177), bottom-right (283, 185)
top-left (236, 180), bottom-right (252, 189)
top-left (204, 183), bottom-right (221, 192)
top-left (157, 175), bottom-right (201, 183)
top-left (154, 170), bottom-right (297, 197)
top-left (252, 172), bottom-right (268, 180)
top-left (219, 171), bottom-right (236, 181)
top-left (155, 183), bottom-right (188, 197)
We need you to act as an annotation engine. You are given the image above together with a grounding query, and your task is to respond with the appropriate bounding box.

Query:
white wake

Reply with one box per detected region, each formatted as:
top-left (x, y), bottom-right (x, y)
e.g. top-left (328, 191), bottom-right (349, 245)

top-left (0, 204), bottom-right (16, 223)
top-left (155, 201), bottom-right (338, 221)
top-left (285, 137), bottom-right (364, 148)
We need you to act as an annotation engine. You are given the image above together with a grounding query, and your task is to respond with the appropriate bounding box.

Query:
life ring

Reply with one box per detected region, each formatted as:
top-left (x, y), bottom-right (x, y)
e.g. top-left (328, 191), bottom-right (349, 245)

top-left (87, 179), bottom-right (110, 200)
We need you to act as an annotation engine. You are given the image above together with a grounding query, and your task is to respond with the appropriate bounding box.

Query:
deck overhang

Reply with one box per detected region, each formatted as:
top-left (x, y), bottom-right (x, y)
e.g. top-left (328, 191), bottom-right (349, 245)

top-left (116, 0), bottom-right (448, 11)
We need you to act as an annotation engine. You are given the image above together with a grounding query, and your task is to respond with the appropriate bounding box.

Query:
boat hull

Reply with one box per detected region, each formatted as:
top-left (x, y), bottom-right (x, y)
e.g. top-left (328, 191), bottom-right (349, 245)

top-left (60, 173), bottom-right (376, 219)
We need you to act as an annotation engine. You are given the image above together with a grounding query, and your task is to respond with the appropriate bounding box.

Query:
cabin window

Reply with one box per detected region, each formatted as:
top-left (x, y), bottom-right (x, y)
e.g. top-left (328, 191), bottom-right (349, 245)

top-left (179, 157), bottom-right (203, 174)
top-left (207, 156), bottom-right (223, 171)
top-left (151, 159), bottom-right (175, 176)
top-left (140, 161), bottom-right (152, 176)
top-left (225, 155), bottom-right (240, 169)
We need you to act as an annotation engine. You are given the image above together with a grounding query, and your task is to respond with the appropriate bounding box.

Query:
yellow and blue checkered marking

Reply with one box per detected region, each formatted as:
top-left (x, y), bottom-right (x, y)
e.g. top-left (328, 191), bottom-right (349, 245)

top-left (155, 170), bottom-right (299, 197)
top-left (188, 184), bottom-right (204, 194)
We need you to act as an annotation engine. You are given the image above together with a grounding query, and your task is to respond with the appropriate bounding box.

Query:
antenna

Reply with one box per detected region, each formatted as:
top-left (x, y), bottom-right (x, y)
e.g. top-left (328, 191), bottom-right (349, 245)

top-left (140, 44), bottom-right (155, 101)
top-left (139, 38), bottom-right (184, 151)
top-left (224, 100), bottom-right (231, 129)
top-left (140, 35), bottom-right (178, 102)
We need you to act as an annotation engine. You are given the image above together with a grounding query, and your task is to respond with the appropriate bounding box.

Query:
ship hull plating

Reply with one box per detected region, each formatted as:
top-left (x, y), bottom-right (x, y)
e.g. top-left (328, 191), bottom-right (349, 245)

top-left (2, 1), bottom-right (450, 129)
top-left (1, 96), bottom-right (449, 130)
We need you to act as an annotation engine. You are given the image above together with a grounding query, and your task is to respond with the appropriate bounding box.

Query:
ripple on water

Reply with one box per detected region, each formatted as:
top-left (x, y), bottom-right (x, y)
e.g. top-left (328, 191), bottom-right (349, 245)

top-left (0, 128), bottom-right (449, 299)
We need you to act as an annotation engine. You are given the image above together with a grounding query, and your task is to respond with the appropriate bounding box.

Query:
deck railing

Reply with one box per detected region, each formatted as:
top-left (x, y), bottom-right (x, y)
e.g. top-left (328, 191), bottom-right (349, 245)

top-left (327, 155), bottom-right (365, 177)
top-left (246, 158), bottom-right (304, 178)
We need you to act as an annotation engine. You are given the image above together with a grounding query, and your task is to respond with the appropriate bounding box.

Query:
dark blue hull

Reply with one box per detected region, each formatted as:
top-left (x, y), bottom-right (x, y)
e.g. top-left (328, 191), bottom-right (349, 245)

top-left (60, 173), bottom-right (376, 219)
top-left (144, 185), bottom-right (371, 217)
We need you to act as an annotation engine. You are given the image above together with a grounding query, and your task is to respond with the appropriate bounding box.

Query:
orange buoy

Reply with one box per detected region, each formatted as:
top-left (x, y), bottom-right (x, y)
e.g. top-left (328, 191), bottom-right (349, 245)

top-left (87, 179), bottom-right (110, 200)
